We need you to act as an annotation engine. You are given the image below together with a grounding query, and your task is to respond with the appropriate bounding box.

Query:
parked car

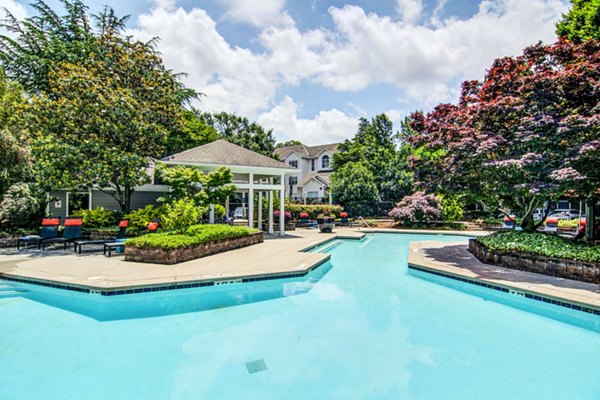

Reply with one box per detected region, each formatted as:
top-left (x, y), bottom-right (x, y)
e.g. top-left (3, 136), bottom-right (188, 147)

top-left (547, 209), bottom-right (581, 220)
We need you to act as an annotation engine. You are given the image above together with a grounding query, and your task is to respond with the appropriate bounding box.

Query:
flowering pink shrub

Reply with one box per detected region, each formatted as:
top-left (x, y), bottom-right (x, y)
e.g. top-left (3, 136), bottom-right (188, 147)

top-left (388, 192), bottom-right (442, 222)
top-left (273, 210), bottom-right (292, 222)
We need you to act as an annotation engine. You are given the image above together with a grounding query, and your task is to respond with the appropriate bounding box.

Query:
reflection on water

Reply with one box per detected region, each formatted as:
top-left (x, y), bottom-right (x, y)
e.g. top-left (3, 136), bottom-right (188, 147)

top-left (409, 269), bottom-right (600, 333)
top-left (11, 262), bottom-right (333, 321)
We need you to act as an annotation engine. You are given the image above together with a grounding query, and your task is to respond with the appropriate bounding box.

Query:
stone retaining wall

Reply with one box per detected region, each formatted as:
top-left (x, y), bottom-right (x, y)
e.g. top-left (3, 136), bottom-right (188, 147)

top-left (469, 239), bottom-right (600, 284)
top-left (124, 232), bottom-right (264, 265)
top-left (0, 236), bottom-right (20, 248)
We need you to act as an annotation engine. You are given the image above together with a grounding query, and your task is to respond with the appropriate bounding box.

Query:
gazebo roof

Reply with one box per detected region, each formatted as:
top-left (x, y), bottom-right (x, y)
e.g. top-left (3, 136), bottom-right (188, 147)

top-left (162, 140), bottom-right (294, 170)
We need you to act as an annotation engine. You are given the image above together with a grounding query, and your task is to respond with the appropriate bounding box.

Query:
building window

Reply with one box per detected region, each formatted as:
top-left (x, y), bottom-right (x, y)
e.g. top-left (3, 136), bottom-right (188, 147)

top-left (288, 176), bottom-right (298, 186)
top-left (321, 155), bottom-right (330, 169)
top-left (311, 159), bottom-right (315, 171)
top-left (289, 160), bottom-right (298, 168)
top-left (307, 191), bottom-right (319, 198)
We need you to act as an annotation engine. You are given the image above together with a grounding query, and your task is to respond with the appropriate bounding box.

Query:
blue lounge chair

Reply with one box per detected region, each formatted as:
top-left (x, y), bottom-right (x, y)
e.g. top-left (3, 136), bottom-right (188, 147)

top-left (17, 218), bottom-right (61, 250)
top-left (42, 217), bottom-right (83, 250)
top-left (73, 220), bottom-right (129, 254)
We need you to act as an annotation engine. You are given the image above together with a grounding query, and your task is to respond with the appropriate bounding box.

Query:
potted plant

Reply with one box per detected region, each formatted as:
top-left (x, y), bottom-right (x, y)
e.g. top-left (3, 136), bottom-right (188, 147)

top-left (316, 209), bottom-right (336, 233)
top-left (274, 210), bottom-right (295, 231)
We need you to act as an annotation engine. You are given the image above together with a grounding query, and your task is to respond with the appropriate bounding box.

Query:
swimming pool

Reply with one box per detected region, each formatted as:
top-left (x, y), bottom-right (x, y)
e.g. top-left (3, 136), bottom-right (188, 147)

top-left (1, 233), bottom-right (599, 399)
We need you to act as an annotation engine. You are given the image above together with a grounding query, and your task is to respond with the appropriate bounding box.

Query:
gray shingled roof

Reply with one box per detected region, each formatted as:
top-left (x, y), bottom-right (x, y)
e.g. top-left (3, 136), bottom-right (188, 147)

top-left (162, 140), bottom-right (294, 170)
top-left (274, 143), bottom-right (339, 160)
top-left (298, 172), bottom-right (331, 187)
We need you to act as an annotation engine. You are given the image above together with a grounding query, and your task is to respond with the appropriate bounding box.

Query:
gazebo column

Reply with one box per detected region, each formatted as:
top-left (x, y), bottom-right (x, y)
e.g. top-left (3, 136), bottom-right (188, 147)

top-left (225, 196), bottom-right (230, 219)
top-left (279, 175), bottom-right (285, 236)
top-left (258, 191), bottom-right (263, 231)
top-left (268, 179), bottom-right (274, 234)
top-left (248, 173), bottom-right (254, 229)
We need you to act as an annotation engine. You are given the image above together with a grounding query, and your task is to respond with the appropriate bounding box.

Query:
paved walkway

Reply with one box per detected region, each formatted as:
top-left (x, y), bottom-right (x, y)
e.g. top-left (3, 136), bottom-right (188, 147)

top-left (0, 228), bottom-right (363, 292)
top-left (408, 240), bottom-right (600, 310)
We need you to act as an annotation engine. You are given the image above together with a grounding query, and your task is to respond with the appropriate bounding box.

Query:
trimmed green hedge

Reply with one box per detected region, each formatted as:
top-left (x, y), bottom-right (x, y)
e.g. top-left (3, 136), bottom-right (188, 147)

top-left (476, 231), bottom-right (600, 262)
top-left (125, 224), bottom-right (258, 250)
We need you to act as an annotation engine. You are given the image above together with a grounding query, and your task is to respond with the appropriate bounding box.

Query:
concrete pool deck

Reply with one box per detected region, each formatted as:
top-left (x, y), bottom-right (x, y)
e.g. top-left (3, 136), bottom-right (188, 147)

top-left (408, 240), bottom-right (600, 312)
top-left (0, 228), bottom-right (365, 293)
top-left (1, 227), bottom-right (599, 311)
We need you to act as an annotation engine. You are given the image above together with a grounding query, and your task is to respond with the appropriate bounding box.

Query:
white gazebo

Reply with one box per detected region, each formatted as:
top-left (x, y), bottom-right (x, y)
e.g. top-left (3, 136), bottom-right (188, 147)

top-left (161, 140), bottom-right (299, 236)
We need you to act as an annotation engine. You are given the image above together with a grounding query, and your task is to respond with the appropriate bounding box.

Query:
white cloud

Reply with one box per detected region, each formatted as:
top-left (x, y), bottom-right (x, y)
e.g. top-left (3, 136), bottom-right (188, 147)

top-left (130, 3), bottom-right (278, 116)
top-left (0, 0), bottom-right (28, 37)
top-left (221, 0), bottom-right (293, 27)
top-left (128, 0), bottom-right (568, 143)
top-left (318, 0), bottom-right (567, 96)
top-left (396, 0), bottom-right (423, 25)
top-left (257, 96), bottom-right (358, 145)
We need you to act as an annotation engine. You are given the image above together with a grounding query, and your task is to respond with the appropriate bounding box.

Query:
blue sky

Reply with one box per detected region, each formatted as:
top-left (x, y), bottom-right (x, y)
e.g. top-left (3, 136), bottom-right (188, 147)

top-left (2, 0), bottom-right (569, 144)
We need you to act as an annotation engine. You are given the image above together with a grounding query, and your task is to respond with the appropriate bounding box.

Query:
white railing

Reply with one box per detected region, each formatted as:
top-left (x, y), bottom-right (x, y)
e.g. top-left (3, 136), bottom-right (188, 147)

top-left (356, 216), bottom-right (372, 230)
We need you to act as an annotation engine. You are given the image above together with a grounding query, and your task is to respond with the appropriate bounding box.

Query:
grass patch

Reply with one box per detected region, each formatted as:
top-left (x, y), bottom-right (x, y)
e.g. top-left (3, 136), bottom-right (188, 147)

top-left (476, 231), bottom-right (600, 262)
top-left (125, 224), bottom-right (258, 250)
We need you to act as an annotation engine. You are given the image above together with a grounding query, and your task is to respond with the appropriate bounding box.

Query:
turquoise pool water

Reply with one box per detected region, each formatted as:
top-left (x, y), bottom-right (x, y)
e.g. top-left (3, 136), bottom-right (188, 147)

top-left (1, 233), bottom-right (600, 399)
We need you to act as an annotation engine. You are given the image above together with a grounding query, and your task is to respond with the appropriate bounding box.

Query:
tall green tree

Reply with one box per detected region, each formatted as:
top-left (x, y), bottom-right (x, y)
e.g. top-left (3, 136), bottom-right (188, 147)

top-left (199, 112), bottom-right (277, 157)
top-left (8, 2), bottom-right (197, 211)
top-left (276, 140), bottom-right (301, 148)
top-left (333, 114), bottom-right (411, 205)
top-left (0, 70), bottom-right (30, 195)
top-left (556, 0), bottom-right (600, 43)
top-left (164, 109), bottom-right (219, 155)
top-left (0, 0), bottom-right (116, 94)
top-left (330, 162), bottom-right (380, 217)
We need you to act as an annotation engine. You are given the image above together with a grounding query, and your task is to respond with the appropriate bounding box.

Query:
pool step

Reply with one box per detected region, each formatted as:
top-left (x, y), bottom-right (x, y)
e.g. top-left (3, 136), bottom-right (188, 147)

top-left (0, 284), bottom-right (27, 298)
top-left (319, 240), bottom-right (343, 252)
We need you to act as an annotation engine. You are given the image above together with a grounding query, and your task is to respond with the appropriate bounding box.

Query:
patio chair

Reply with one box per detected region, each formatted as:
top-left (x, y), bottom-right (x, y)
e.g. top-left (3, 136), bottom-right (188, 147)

top-left (298, 212), bottom-right (310, 227)
top-left (41, 217), bottom-right (83, 250)
top-left (73, 220), bottom-right (129, 254)
top-left (501, 215), bottom-right (516, 230)
top-left (340, 212), bottom-right (349, 226)
top-left (17, 218), bottom-right (61, 250)
top-left (544, 217), bottom-right (559, 233)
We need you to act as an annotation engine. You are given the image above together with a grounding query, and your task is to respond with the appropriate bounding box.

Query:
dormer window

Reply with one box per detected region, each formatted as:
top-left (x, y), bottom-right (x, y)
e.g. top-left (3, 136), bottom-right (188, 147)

top-left (321, 155), bottom-right (330, 169)
top-left (289, 160), bottom-right (298, 168)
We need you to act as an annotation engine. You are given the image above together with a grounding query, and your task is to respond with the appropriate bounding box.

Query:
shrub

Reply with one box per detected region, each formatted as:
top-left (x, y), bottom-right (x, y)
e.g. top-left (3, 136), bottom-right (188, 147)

top-left (126, 224), bottom-right (257, 250)
top-left (204, 204), bottom-right (226, 220)
top-left (273, 210), bottom-right (292, 222)
top-left (440, 195), bottom-right (464, 222)
top-left (558, 219), bottom-right (582, 229)
top-left (124, 204), bottom-right (165, 235)
top-left (285, 204), bottom-right (344, 219)
top-left (0, 183), bottom-right (40, 229)
top-left (388, 192), bottom-right (441, 223)
top-left (72, 207), bottom-right (117, 229)
top-left (476, 231), bottom-right (600, 262)
top-left (161, 198), bottom-right (205, 233)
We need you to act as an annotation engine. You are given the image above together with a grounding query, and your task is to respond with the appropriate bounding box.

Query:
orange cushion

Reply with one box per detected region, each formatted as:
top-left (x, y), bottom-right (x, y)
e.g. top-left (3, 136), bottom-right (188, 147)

top-left (64, 218), bottom-right (83, 226)
top-left (546, 218), bottom-right (559, 224)
top-left (42, 218), bottom-right (60, 226)
top-left (118, 220), bottom-right (129, 228)
top-left (148, 222), bottom-right (159, 231)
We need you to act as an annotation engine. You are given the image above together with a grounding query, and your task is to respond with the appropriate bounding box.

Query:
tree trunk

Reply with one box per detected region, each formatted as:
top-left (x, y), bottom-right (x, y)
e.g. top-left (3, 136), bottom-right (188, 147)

top-left (121, 184), bottom-right (133, 213)
top-left (520, 214), bottom-right (537, 232)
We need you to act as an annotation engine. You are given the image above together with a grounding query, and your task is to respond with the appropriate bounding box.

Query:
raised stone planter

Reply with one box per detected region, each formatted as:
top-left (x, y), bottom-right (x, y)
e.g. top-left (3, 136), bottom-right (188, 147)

top-left (469, 239), bottom-right (600, 284)
top-left (0, 236), bottom-right (20, 248)
top-left (125, 232), bottom-right (264, 265)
